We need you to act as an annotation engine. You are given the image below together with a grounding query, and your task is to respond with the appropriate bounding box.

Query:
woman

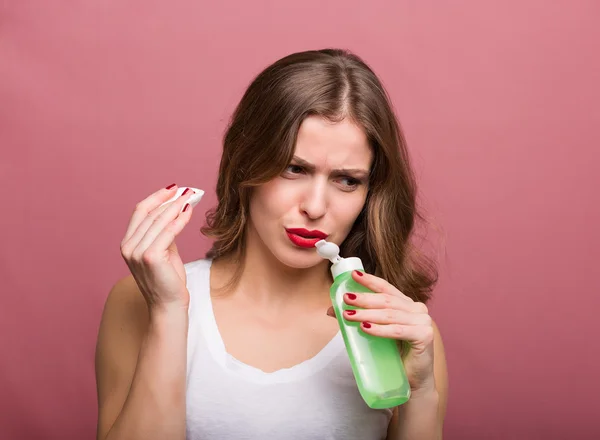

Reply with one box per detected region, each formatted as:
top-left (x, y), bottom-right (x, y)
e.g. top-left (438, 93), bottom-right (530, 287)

top-left (95, 48), bottom-right (448, 440)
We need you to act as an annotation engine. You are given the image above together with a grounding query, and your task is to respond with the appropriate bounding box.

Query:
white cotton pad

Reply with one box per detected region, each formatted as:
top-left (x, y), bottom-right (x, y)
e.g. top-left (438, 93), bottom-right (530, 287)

top-left (160, 187), bottom-right (205, 210)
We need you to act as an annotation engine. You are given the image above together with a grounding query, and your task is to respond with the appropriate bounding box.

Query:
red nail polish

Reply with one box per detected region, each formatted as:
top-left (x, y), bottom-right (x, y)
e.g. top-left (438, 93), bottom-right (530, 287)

top-left (346, 310), bottom-right (356, 315)
top-left (354, 270), bottom-right (363, 277)
top-left (182, 188), bottom-right (191, 196)
top-left (183, 203), bottom-right (190, 212)
top-left (166, 183), bottom-right (176, 190)
top-left (362, 322), bottom-right (372, 329)
top-left (346, 293), bottom-right (357, 300)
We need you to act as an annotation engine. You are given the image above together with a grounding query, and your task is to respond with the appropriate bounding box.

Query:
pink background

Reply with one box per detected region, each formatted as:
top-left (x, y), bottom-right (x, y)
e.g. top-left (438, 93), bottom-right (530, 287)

top-left (1, 1), bottom-right (599, 439)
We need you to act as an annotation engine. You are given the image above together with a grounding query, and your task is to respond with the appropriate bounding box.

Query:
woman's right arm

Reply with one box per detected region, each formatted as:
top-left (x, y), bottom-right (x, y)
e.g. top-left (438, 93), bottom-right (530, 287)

top-left (95, 185), bottom-right (198, 440)
top-left (95, 276), bottom-right (189, 440)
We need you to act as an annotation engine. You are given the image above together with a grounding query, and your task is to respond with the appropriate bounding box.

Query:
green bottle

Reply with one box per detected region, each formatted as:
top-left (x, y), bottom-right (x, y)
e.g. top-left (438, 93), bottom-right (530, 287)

top-left (315, 239), bottom-right (410, 409)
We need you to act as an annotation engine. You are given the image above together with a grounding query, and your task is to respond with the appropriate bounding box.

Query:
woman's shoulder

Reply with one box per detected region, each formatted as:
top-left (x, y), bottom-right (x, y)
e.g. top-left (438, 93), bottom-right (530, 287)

top-left (105, 274), bottom-right (144, 310)
top-left (98, 258), bottom-right (211, 337)
top-left (100, 274), bottom-right (149, 340)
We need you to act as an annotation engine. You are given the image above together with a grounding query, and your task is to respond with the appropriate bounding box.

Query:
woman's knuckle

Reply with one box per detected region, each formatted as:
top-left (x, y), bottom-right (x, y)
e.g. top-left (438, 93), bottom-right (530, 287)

top-left (163, 224), bottom-right (177, 237)
top-left (383, 294), bottom-right (394, 308)
top-left (141, 251), bottom-right (157, 264)
top-left (385, 309), bottom-right (396, 322)
top-left (423, 326), bottom-right (434, 342)
top-left (379, 279), bottom-right (392, 293)
top-left (416, 302), bottom-right (429, 314)
top-left (120, 242), bottom-right (131, 257)
top-left (394, 326), bottom-right (404, 338)
top-left (131, 249), bottom-right (144, 263)
top-left (422, 314), bottom-right (433, 326)
top-left (133, 202), bottom-right (145, 214)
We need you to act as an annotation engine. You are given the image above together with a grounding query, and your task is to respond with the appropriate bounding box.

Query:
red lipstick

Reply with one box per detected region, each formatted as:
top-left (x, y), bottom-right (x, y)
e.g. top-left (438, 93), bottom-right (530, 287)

top-left (285, 228), bottom-right (328, 248)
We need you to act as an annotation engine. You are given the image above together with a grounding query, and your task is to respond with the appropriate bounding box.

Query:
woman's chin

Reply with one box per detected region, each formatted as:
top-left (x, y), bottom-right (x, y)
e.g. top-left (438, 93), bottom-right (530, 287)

top-left (275, 247), bottom-right (324, 270)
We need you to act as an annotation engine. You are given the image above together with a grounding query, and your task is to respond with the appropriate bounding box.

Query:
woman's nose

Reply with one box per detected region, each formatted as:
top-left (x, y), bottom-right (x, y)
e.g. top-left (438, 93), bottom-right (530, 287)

top-left (299, 181), bottom-right (327, 220)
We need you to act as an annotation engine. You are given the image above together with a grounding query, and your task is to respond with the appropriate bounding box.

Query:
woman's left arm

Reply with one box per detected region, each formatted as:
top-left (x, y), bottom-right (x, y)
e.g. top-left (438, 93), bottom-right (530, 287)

top-left (340, 271), bottom-right (448, 440)
top-left (387, 320), bottom-right (448, 440)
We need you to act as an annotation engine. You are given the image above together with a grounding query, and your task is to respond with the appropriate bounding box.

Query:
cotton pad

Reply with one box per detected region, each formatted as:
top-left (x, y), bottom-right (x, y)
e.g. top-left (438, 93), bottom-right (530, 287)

top-left (160, 187), bottom-right (204, 210)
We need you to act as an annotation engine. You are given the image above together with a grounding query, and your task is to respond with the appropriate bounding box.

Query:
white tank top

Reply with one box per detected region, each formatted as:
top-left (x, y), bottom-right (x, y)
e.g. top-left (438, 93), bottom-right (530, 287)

top-left (184, 259), bottom-right (393, 440)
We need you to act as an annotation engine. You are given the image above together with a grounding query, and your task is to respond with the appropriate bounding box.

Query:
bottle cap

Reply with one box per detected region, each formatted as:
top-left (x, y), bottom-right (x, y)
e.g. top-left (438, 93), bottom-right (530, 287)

top-left (315, 239), bottom-right (364, 278)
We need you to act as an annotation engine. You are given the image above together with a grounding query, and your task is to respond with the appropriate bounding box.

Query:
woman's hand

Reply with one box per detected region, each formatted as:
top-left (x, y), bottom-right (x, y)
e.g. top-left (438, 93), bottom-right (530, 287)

top-left (328, 270), bottom-right (436, 393)
top-left (120, 184), bottom-right (197, 313)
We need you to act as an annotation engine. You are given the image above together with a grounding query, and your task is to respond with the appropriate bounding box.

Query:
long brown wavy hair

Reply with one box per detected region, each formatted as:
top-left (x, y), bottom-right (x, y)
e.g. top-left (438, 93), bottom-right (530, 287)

top-left (201, 48), bottom-right (437, 303)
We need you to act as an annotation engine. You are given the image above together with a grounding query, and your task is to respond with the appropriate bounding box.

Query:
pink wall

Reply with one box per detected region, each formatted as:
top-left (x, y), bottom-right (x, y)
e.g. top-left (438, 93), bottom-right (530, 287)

top-left (1, 1), bottom-right (599, 439)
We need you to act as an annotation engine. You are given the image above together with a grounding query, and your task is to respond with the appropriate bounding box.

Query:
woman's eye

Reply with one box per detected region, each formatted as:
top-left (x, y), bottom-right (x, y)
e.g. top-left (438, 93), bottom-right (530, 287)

top-left (286, 165), bottom-right (304, 174)
top-left (338, 176), bottom-right (361, 189)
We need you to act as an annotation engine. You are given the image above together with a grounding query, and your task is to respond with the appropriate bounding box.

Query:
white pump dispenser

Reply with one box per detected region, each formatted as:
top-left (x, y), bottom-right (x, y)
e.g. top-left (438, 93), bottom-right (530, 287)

top-left (315, 239), bottom-right (364, 278)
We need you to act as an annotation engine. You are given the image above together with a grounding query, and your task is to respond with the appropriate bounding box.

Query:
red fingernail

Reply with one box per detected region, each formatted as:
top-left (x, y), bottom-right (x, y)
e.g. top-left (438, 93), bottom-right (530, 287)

top-left (166, 183), bottom-right (176, 190)
top-left (346, 293), bottom-right (357, 300)
top-left (346, 310), bottom-right (356, 316)
top-left (354, 270), bottom-right (363, 277)
top-left (183, 203), bottom-right (190, 212)
top-left (182, 188), bottom-right (191, 196)
top-left (362, 322), bottom-right (372, 328)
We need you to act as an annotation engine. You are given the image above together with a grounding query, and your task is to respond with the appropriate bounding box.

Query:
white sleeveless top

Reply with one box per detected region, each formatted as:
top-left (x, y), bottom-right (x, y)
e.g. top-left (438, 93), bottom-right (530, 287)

top-left (184, 259), bottom-right (393, 440)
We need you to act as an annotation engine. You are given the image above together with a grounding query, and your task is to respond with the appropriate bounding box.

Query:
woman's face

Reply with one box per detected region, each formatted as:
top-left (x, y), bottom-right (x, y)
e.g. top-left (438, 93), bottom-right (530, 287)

top-left (248, 116), bottom-right (373, 269)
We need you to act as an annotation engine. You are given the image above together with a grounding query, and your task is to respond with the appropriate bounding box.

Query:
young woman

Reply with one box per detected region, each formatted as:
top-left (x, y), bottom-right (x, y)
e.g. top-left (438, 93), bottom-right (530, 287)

top-left (95, 48), bottom-right (448, 440)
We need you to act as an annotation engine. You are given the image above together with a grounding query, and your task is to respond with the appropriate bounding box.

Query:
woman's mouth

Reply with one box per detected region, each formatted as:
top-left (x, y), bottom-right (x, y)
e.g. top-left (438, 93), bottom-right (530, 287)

top-left (285, 228), bottom-right (328, 248)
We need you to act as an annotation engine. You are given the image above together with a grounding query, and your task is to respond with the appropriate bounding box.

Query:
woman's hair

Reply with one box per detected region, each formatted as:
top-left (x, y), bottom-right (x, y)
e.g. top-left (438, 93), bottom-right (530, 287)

top-left (201, 48), bottom-right (437, 303)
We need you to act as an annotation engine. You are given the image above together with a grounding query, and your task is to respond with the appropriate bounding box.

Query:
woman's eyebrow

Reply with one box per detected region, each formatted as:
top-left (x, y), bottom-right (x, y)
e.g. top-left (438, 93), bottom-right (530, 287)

top-left (292, 156), bottom-right (369, 177)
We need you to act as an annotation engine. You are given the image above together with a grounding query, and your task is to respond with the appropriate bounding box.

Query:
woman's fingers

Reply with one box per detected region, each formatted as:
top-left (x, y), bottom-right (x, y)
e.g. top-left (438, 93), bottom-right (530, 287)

top-left (129, 189), bottom-right (196, 261)
top-left (342, 307), bottom-right (432, 327)
top-left (358, 321), bottom-right (435, 349)
top-left (351, 270), bottom-right (413, 303)
top-left (343, 292), bottom-right (428, 315)
top-left (123, 204), bottom-right (171, 256)
top-left (122, 184), bottom-right (178, 246)
top-left (140, 203), bottom-right (194, 264)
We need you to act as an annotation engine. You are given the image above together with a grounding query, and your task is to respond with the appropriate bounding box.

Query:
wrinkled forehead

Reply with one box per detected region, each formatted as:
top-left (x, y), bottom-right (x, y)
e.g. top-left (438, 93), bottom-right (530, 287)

top-left (294, 116), bottom-right (372, 171)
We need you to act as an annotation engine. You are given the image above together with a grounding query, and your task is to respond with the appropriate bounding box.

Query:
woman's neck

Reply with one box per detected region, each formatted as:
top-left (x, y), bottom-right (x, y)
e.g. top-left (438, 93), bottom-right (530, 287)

top-left (212, 231), bottom-right (333, 312)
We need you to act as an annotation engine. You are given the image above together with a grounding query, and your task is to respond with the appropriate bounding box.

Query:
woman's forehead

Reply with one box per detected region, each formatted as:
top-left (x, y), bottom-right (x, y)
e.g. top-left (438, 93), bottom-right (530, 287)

top-left (294, 116), bottom-right (372, 169)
